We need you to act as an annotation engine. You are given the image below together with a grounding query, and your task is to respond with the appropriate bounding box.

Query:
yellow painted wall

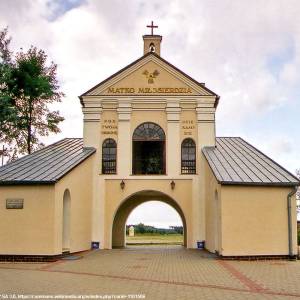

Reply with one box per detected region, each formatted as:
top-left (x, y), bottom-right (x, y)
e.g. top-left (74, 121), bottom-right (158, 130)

top-left (204, 159), bottom-right (221, 253)
top-left (0, 185), bottom-right (55, 255)
top-left (54, 155), bottom-right (94, 254)
top-left (221, 185), bottom-right (298, 256)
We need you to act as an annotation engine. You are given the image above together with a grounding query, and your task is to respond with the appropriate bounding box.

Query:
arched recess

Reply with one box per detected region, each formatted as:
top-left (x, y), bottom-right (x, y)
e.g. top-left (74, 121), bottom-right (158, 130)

top-left (132, 122), bottom-right (166, 175)
top-left (62, 189), bottom-right (71, 252)
top-left (112, 190), bottom-right (187, 248)
top-left (214, 190), bottom-right (219, 253)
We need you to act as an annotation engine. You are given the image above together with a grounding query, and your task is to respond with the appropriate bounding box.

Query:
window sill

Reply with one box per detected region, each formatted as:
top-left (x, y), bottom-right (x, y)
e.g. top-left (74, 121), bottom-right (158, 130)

top-left (100, 173), bottom-right (117, 175)
top-left (181, 173), bottom-right (197, 175)
top-left (130, 174), bottom-right (167, 176)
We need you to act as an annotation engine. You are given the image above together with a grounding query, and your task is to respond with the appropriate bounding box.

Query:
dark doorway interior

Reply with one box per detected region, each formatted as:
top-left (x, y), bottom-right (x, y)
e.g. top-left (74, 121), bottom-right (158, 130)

top-left (133, 141), bottom-right (165, 174)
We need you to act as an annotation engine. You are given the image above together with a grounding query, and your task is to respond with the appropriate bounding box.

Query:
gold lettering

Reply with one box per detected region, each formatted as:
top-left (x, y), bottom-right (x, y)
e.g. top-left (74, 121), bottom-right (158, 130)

top-left (184, 131), bottom-right (192, 135)
top-left (108, 87), bottom-right (193, 94)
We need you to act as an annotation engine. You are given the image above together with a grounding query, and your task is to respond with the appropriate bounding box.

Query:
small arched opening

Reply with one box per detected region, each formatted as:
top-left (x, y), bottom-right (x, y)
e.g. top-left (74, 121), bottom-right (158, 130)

top-left (62, 189), bottom-right (71, 253)
top-left (111, 190), bottom-right (187, 248)
top-left (149, 43), bottom-right (155, 52)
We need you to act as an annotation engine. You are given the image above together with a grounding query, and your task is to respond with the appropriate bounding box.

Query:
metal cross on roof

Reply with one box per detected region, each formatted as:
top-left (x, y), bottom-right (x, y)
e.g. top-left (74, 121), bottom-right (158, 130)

top-left (147, 21), bottom-right (158, 35)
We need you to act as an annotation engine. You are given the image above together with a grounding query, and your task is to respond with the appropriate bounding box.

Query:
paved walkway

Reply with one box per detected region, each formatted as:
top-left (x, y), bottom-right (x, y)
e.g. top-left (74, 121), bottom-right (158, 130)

top-left (0, 246), bottom-right (300, 299)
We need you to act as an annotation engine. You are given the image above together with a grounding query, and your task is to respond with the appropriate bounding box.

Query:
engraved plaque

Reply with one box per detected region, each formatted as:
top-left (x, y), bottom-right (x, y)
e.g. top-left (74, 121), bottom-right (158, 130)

top-left (6, 198), bottom-right (24, 209)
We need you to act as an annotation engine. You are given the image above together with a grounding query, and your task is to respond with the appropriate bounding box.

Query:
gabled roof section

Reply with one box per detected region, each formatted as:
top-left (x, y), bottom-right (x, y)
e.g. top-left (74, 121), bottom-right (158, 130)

top-left (203, 137), bottom-right (299, 187)
top-left (79, 52), bottom-right (219, 105)
top-left (0, 138), bottom-right (96, 185)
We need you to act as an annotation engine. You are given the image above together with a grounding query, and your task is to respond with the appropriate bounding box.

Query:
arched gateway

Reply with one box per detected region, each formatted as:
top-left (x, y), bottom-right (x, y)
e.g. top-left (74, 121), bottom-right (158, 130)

top-left (0, 28), bottom-right (298, 260)
top-left (112, 190), bottom-right (187, 248)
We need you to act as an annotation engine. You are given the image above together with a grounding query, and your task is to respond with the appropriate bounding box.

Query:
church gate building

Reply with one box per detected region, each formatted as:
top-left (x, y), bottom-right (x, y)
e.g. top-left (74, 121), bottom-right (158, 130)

top-left (0, 29), bottom-right (299, 259)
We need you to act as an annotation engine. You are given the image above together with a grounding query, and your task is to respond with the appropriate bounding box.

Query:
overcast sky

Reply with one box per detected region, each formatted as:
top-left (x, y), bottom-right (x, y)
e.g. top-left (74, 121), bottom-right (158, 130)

top-left (1, 0), bottom-right (299, 227)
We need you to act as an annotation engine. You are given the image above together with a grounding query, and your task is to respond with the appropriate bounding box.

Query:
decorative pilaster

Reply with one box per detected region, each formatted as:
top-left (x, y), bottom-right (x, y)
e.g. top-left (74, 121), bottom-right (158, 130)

top-left (196, 97), bottom-right (216, 245)
top-left (82, 99), bottom-right (102, 148)
top-left (117, 102), bottom-right (132, 176)
top-left (166, 101), bottom-right (181, 176)
top-left (196, 98), bottom-right (216, 147)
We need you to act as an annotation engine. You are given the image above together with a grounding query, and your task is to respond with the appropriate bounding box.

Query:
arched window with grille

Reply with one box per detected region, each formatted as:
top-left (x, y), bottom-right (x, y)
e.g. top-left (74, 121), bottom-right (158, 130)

top-left (181, 138), bottom-right (196, 174)
top-left (102, 138), bottom-right (117, 174)
top-left (132, 122), bottom-right (166, 175)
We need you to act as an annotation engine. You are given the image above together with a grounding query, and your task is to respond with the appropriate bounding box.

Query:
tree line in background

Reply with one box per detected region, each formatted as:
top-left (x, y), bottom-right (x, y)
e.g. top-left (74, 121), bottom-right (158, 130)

top-left (0, 28), bottom-right (64, 161)
top-left (126, 223), bottom-right (183, 235)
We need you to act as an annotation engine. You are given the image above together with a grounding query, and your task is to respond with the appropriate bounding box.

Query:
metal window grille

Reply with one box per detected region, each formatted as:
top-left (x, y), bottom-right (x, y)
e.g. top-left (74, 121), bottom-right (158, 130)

top-left (181, 138), bottom-right (196, 174)
top-left (102, 138), bottom-right (117, 174)
top-left (133, 122), bottom-right (165, 141)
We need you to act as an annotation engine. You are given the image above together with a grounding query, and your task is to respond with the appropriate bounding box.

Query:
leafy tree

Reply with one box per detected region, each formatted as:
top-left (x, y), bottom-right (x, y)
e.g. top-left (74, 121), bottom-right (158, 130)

top-left (0, 29), bottom-right (15, 139)
top-left (0, 28), bottom-right (64, 159)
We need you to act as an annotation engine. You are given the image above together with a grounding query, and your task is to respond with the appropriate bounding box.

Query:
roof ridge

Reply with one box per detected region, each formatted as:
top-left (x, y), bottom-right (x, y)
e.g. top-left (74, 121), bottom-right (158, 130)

top-left (0, 139), bottom-right (76, 180)
top-left (238, 137), bottom-right (299, 183)
top-left (36, 141), bottom-right (86, 181)
top-left (203, 137), bottom-right (299, 186)
top-left (216, 138), bottom-right (253, 182)
top-left (0, 139), bottom-right (73, 178)
top-left (226, 137), bottom-right (276, 183)
top-left (0, 139), bottom-right (95, 185)
top-left (24, 139), bottom-right (84, 181)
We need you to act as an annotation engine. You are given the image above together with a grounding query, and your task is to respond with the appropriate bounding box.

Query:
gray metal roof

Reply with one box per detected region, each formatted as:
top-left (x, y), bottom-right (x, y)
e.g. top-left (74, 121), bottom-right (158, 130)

top-left (203, 137), bottom-right (299, 186)
top-left (0, 138), bottom-right (96, 185)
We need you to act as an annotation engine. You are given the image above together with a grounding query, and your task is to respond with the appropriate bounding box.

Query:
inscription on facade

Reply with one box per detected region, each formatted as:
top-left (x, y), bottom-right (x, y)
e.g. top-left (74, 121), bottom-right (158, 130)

top-left (181, 120), bottom-right (195, 136)
top-left (107, 87), bottom-right (192, 94)
top-left (6, 199), bottom-right (24, 209)
top-left (101, 119), bottom-right (118, 135)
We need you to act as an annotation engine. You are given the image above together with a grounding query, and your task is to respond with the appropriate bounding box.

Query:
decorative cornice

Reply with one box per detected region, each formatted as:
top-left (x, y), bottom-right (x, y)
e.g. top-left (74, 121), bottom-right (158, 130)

top-left (82, 107), bottom-right (102, 122)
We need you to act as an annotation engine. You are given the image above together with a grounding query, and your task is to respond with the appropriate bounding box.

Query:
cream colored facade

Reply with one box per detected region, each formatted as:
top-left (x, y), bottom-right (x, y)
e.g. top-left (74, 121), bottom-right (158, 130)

top-left (81, 35), bottom-right (217, 250)
top-left (0, 33), bottom-right (298, 258)
top-left (0, 156), bottom-right (94, 255)
top-left (203, 159), bottom-right (298, 256)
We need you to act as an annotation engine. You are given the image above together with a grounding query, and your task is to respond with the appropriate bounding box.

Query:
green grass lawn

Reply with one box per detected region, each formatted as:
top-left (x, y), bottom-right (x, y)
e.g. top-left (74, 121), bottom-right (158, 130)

top-left (126, 233), bottom-right (183, 245)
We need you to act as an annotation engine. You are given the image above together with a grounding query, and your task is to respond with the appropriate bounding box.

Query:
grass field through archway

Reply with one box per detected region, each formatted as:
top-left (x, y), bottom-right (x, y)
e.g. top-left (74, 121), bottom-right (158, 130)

top-left (126, 233), bottom-right (183, 245)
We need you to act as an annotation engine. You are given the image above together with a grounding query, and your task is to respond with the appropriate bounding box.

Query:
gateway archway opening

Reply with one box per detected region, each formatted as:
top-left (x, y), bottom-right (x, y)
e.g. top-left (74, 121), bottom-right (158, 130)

top-left (126, 201), bottom-right (183, 246)
top-left (112, 190), bottom-right (187, 248)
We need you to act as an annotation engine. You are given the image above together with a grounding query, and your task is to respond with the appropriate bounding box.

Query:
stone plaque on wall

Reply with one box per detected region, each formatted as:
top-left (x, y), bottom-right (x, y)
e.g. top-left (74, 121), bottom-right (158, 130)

top-left (6, 198), bottom-right (24, 209)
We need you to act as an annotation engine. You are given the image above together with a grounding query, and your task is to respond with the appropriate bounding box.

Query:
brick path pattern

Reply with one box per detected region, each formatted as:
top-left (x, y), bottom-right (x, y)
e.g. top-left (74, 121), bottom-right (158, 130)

top-left (1, 246), bottom-right (300, 300)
